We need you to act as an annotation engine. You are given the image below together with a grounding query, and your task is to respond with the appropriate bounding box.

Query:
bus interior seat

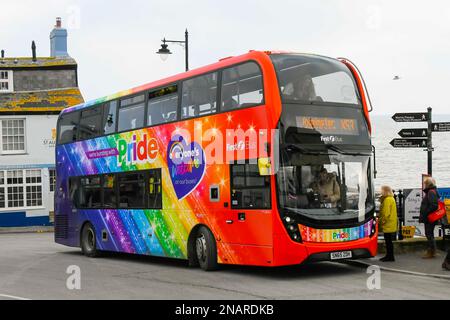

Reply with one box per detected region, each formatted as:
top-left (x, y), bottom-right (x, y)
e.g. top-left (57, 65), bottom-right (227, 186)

top-left (60, 129), bottom-right (76, 143)
top-left (165, 111), bottom-right (177, 122)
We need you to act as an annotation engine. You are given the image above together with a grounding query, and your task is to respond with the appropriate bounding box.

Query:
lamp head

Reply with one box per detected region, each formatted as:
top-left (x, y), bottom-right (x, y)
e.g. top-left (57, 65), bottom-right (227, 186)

top-left (157, 40), bottom-right (172, 61)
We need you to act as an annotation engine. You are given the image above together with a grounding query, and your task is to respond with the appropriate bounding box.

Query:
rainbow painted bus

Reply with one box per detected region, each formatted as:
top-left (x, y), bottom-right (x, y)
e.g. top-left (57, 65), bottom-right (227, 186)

top-left (55, 51), bottom-right (377, 270)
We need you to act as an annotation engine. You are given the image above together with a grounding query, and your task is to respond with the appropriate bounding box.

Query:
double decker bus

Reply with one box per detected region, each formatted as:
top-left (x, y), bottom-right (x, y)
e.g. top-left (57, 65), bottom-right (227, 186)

top-left (55, 50), bottom-right (377, 271)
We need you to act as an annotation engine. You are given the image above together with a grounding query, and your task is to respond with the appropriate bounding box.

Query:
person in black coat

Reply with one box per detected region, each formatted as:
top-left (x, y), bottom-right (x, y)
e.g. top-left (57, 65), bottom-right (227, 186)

top-left (443, 250), bottom-right (450, 270)
top-left (419, 177), bottom-right (439, 259)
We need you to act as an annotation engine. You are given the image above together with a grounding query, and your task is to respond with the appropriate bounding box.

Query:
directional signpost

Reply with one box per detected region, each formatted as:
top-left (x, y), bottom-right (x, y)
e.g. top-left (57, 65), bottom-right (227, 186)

top-left (391, 112), bottom-right (428, 122)
top-left (391, 107), bottom-right (450, 176)
top-left (390, 138), bottom-right (427, 148)
top-left (432, 122), bottom-right (450, 132)
top-left (397, 128), bottom-right (428, 138)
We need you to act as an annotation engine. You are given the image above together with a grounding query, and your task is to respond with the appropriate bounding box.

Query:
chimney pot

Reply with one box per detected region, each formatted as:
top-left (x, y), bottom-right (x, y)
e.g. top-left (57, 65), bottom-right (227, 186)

top-left (56, 17), bottom-right (62, 28)
top-left (1, 50), bottom-right (4, 59)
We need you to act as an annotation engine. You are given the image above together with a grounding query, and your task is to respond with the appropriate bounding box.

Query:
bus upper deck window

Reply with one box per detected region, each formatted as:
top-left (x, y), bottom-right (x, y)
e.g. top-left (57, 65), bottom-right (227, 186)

top-left (147, 85), bottom-right (178, 126)
top-left (221, 62), bottom-right (263, 111)
top-left (103, 101), bottom-right (118, 135)
top-left (58, 111), bottom-right (80, 144)
top-left (118, 95), bottom-right (145, 132)
top-left (78, 106), bottom-right (103, 140)
top-left (181, 72), bottom-right (218, 119)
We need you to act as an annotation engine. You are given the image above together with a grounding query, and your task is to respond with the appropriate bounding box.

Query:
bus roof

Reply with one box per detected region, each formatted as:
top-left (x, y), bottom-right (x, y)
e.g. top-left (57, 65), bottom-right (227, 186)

top-left (60, 50), bottom-right (336, 115)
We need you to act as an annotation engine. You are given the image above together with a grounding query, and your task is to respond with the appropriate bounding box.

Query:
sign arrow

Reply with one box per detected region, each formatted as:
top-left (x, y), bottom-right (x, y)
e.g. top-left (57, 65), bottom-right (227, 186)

top-left (390, 138), bottom-right (428, 148)
top-left (392, 113), bottom-right (428, 122)
top-left (398, 128), bottom-right (428, 138)
top-left (432, 122), bottom-right (450, 132)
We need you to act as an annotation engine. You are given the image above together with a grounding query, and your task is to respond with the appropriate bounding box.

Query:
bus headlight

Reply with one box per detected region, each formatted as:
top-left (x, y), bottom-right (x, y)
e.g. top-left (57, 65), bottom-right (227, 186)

top-left (370, 218), bottom-right (377, 237)
top-left (282, 214), bottom-right (302, 243)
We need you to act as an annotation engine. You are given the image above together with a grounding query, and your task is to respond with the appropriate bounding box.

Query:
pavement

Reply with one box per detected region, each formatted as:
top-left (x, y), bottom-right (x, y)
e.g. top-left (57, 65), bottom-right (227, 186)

top-left (0, 232), bottom-right (449, 300)
top-left (376, 236), bottom-right (448, 255)
top-left (0, 226), bottom-right (54, 234)
top-left (347, 251), bottom-right (450, 280)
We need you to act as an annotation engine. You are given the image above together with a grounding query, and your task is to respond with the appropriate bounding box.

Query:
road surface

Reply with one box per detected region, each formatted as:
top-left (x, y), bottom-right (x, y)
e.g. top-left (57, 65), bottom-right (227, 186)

top-left (0, 233), bottom-right (448, 300)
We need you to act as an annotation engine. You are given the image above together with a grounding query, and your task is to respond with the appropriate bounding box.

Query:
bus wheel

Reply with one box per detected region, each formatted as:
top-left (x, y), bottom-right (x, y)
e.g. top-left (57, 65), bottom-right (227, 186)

top-left (81, 222), bottom-right (100, 258)
top-left (195, 226), bottom-right (218, 271)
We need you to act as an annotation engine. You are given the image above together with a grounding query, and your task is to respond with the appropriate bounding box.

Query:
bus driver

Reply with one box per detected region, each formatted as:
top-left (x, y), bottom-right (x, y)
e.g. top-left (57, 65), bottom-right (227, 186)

top-left (310, 168), bottom-right (341, 208)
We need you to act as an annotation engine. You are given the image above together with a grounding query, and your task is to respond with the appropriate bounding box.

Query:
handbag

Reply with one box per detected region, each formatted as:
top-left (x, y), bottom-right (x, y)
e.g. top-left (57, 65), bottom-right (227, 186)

top-left (428, 200), bottom-right (446, 223)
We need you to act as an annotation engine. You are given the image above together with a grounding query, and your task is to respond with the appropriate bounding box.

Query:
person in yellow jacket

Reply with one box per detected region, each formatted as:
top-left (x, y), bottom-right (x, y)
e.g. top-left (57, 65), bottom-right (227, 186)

top-left (379, 186), bottom-right (398, 262)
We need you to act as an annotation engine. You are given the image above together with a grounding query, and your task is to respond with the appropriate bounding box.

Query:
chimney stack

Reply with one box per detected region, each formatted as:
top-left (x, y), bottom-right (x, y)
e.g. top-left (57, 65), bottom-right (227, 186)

top-left (0, 50), bottom-right (4, 64)
top-left (32, 41), bottom-right (37, 62)
top-left (50, 17), bottom-right (68, 57)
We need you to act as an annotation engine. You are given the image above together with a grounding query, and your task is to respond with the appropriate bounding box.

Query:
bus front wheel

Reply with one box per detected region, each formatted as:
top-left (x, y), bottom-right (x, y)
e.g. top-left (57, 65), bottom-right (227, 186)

top-left (81, 222), bottom-right (100, 258)
top-left (195, 226), bottom-right (218, 271)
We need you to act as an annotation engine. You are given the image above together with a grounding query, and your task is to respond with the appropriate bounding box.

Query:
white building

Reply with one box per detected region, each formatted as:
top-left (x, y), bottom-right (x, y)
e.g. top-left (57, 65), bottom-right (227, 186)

top-left (0, 18), bottom-right (83, 227)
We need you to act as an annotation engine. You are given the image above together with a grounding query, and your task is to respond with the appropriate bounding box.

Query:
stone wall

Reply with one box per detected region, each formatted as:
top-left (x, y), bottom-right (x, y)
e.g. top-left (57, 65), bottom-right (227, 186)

top-left (13, 69), bottom-right (77, 91)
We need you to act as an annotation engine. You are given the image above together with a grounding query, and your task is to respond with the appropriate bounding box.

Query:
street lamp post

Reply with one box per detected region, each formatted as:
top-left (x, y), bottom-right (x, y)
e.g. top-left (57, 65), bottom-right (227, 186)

top-left (156, 29), bottom-right (189, 72)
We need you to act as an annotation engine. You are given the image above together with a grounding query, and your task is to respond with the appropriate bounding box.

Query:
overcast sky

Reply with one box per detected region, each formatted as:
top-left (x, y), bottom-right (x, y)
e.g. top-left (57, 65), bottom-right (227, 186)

top-left (1, 0), bottom-right (450, 115)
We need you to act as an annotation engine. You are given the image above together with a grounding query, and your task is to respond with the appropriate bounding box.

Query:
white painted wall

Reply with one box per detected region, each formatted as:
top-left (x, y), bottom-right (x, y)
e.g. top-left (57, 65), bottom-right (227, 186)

top-left (0, 114), bottom-right (58, 218)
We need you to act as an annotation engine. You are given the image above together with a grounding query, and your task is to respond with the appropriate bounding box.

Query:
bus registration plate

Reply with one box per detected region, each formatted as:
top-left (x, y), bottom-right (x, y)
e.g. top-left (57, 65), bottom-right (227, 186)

top-left (330, 251), bottom-right (352, 260)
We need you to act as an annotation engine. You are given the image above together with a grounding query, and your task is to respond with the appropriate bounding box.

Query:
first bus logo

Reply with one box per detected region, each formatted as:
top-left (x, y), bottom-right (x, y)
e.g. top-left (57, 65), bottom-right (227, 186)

top-left (117, 133), bottom-right (159, 166)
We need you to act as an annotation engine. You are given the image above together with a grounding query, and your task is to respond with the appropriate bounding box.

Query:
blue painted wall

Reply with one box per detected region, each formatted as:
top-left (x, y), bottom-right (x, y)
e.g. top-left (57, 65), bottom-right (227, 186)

top-left (0, 212), bottom-right (51, 227)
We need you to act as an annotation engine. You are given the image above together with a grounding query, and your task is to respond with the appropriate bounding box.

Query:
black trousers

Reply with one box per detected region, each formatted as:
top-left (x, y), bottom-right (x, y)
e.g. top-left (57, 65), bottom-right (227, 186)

top-left (384, 232), bottom-right (395, 258)
top-left (424, 222), bottom-right (436, 251)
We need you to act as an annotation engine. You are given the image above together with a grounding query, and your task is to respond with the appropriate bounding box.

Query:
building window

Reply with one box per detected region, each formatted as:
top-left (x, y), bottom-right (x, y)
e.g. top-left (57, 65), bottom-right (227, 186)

top-left (6, 170), bottom-right (24, 208)
top-left (0, 169), bottom-right (43, 210)
top-left (25, 170), bottom-right (42, 207)
top-left (0, 70), bottom-right (13, 93)
top-left (1, 119), bottom-right (26, 154)
top-left (49, 169), bottom-right (56, 192)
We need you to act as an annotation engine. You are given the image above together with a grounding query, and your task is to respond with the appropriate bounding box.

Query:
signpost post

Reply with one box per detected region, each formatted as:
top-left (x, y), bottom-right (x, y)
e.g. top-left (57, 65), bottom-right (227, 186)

top-left (427, 107), bottom-right (433, 176)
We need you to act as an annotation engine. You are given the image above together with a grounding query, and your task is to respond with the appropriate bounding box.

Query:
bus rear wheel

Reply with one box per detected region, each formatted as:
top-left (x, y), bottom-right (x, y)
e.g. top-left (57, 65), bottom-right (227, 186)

top-left (195, 226), bottom-right (218, 271)
top-left (81, 222), bottom-right (100, 258)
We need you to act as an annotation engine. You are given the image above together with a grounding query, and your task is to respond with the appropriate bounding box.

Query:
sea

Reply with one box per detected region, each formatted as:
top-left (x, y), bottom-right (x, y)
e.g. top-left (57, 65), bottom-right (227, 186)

top-left (371, 114), bottom-right (450, 191)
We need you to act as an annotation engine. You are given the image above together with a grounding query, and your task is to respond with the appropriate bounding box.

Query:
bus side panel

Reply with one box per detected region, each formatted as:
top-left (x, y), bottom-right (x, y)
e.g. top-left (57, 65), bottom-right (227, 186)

top-left (54, 147), bottom-right (80, 249)
top-left (217, 243), bottom-right (274, 267)
top-left (77, 209), bottom-right (183, 258)
top-left (54, 97), bottom-right (278, 264)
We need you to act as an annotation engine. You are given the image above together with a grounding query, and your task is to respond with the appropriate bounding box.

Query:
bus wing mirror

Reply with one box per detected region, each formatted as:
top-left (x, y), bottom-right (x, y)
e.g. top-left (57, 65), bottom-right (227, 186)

top-left (258, 158), bottom-right (271, 176)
